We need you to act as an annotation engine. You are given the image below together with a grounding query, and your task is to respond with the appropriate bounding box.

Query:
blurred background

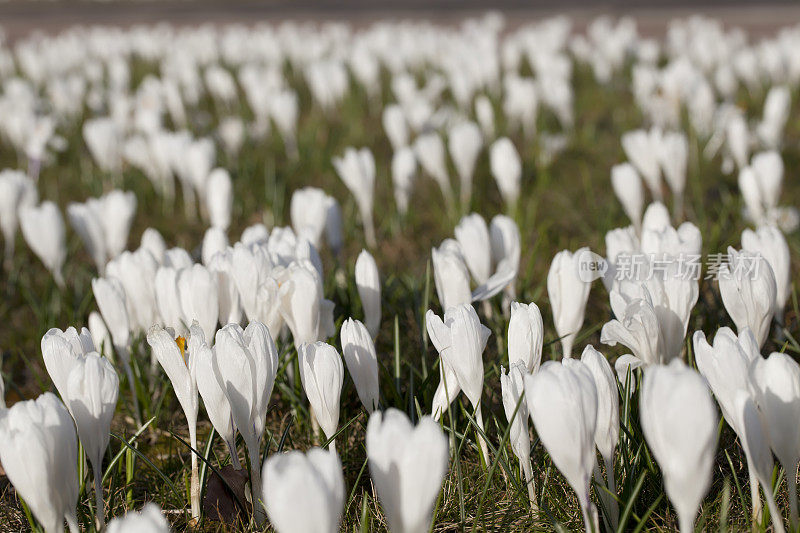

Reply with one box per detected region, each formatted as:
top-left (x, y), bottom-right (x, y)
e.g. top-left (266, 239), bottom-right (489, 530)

top-left (0, 0), bottom-right (797, 41)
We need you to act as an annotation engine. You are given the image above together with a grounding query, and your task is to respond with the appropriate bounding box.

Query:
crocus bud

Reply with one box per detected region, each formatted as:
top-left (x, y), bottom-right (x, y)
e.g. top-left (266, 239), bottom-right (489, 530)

top-left (489, 137), bottom-right (521, 209)
top-left (757, 86), bottom-right (790, 149)
top-left (67, 202), bottom-right (107, 273)
top-left (750, 351), bottom-right (800, 528)
top-left (500, 363), bottom-right (536, 506)
top-left (383, 104), bottom-right (409, 151)
top-left (41, 326), bottom-right (95, 401)
top-left (0, 169), bottom-right (37, 263)
top-left (355, 249), bottom-right (381, 339)
top-left (263, 448), bottom-right (345, 533)
top-left (299, 341), bottom-right (344, 444)
top-left (147, 322), bottom-right (200, 518)
top-left (431, 240), bottom-right (472, 312)
top-left (340, 318), bottom-right (380, 413)
top-left (206, 168), bottom-right (233, 230)
top-left (610, 163), bottom-right (643, 230)
top-left (213, 321), bottom-right (278, 525)
top-left (547, 248), bottom-right (592, 358)
top-left (581, 345), bottom-right (620, 528)
top-left (366, 409), bottom-right (449, 533)
top-left (177, 263), bottom-right (220, 343)
top-left (195, 335), bottom-right (239, 469)
top-left (448, 121), bottom-right (483, 207)
top-left (88, 311), bottom-right (113, 358)
top-left (105, 248), bottom-right (159, 334)
top-left (601, 289), bottom-right (665, 366)
top-left (742, 225), bottom-right (790, 322)
top-left (65, 353), bottom-right (118, 525)
top-left (280, 261), bottom-right (333, 348)
top-left (414, 133), bottom-right (453, 210)
top-left (207, 249), bottom-right (243, 327)
top-left (201, 226), bottom-right (228, 266)
top-left (525, 360), bottom-right (598, 531)
top-left (20, 201), bottom-right (66, 287)
top-left (0, 393), bottom-right (79, 533)
top-left (140, 228), bottom-right (166, 265)
top-left (658, 131), bottom-right (688, 212)
top-left (290, 187), bottom-right (333, 249)
top-left (718, 247), bottom-right (777, 348)
top-left (392, 147), bottom-right (416, 216)
top-left (333, 147), bottom-right (376, 247)
top-left (91, 277), bottom-right (131, 356)
top-left (455, 213), bottom-right (492, 285)
top-left (732, 392), bottom-right (786, 533)
top-left (106, 504), bottom-right (170, 533)
top-left (642, 201), bottom-right (671, 232)
top-left (426, 304), bottom-right (491, 459)
top-left (475, 94), bottom-right (495, 139)
top-left (507, 301), bottom-right (543, 373)
top-left (640, 361), bottom-right (717, 533)
top-left (489, 215), bottom-right (521, 300)
top-left (621, 129), bottom-right (662, 201)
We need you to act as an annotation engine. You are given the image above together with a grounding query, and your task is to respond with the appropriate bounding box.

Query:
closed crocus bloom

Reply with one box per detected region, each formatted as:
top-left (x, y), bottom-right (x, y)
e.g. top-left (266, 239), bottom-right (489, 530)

top-left (366, 409), bottom-right (449, 533)
top-left (106, 248), bottom-right (159, 334)
top-left (610, 163), bottom-right (644, 231)
top-left (383, 104), bottom-right (409, 151)
top-left (340, 318), bottom-right (379, 413)
top-left (601, 289), bottom-right (665, 366)
top-left (0, 169), bottom-right (37, 263)
top-left (751, 151), bottom-right (783, 212)
top-left (732, 392), bottom-right (787, 533)
top-left (475, 94), bottom-right (495, 139)
top-left (489, 214), bottom-right (521, 301)
top-left (207, 249), bottom-right (243, 327)
top-left (641, 201), bottom-right (671, 233)
top-left (489, 137), bottom-right (521, 210)
top-left (97, 190), bottom-right (137, 260)
top-left (718, 247), bottom-right (777, 348)
top-left (392, 147), bottom-right (416, 217)
top-left (355, 249), bottom-right (381, 339)
top-left (751, 352), bottom-right (800, 528)
top-left (88, 311), bottom-right (112, 358)
top-left (92, 277), bottom-right (131, 362)
top-left (280, 261), bottom-right (335, 348)
top-left (694, 326), bottom-right (769, 523)
top-left (455, 213), bottom-right (492, 285)
top-left (621, 129), bottom-right (662, 201)
top-left (547, 248), bottom-right (593, 358)
top-left (299, 341), bottom-right (344, 446)
top-left (658, 131), bottom-right (688, 216)
top-left (263, 448), bottom-right (345, 533)
top-left (448, 121), bottom-right (483, 207)
top-left (195, 338), bottom-right (239, 469)
top-left (581, 345), bottom-right (620, 528)
top-left (500, 363), bottom-right (536, 507)
top-left (0, 393), bottom-right (79, 533)
top-left (206, 168), bottom-right (233, 230)
top-left (333, 147), bottom-right (376, 247)
top-left (140, 228), bottom-right (166, 265)
top-left (201, 226), bottom-right (228, 266)
top-left (106, 504), bottom-right (170, 533)
top-left (507, 301), bottom-right (543, 373)
top-left (155, 266), bottom-right (187, 336)
top-left (240, 223), bottom-right (269, 247)
top-left (414, 133), bottom-right (453, 210)
top-left (640, 361), bottom-right (718, 533)
top-left (65, 353), bottom-right (118, 527)
top-left (426, 304), bottom-right (491, 459)
top-left (742, 225), bottom-right (790, 322)
top-left (290, 187), bottom-right (332, 249)
top-left (431, 240), bottom-right (472, 312)
top-left (20, 201), bottom-right (66, 287)
top-left (147, 322), bottom-right (201, 519)
top-left (178, 263), bottom-right (220, 343)
top-left (67, 202), bottom-right (107, 273)
top-left (213, 321), bottom-right (278, 526)
top-left (41, 326), bottom-right (95, 400)
top-left (525, 359), bottom-right (598, 531)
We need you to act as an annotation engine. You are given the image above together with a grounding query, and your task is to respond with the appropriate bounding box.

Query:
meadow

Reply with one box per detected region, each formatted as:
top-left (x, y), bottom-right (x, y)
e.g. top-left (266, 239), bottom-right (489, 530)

top-left (0, 13), bottom-right (798, 533)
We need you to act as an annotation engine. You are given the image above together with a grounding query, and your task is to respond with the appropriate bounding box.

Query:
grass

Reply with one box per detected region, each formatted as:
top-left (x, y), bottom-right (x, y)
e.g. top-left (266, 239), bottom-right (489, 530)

top-left (0, 26), bottom-right (799, 532)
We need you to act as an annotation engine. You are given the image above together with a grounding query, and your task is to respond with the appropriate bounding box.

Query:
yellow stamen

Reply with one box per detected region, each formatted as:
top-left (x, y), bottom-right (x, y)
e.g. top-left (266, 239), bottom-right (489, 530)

top-left (175, 336), bottom-right (187, 364)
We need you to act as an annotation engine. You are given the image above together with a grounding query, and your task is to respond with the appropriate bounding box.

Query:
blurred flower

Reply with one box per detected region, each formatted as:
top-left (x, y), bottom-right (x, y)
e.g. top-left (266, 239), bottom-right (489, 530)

top-left (340, 318), bottom-right (380, 413)
top-left (299, 341), bottom-right (344, 446)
